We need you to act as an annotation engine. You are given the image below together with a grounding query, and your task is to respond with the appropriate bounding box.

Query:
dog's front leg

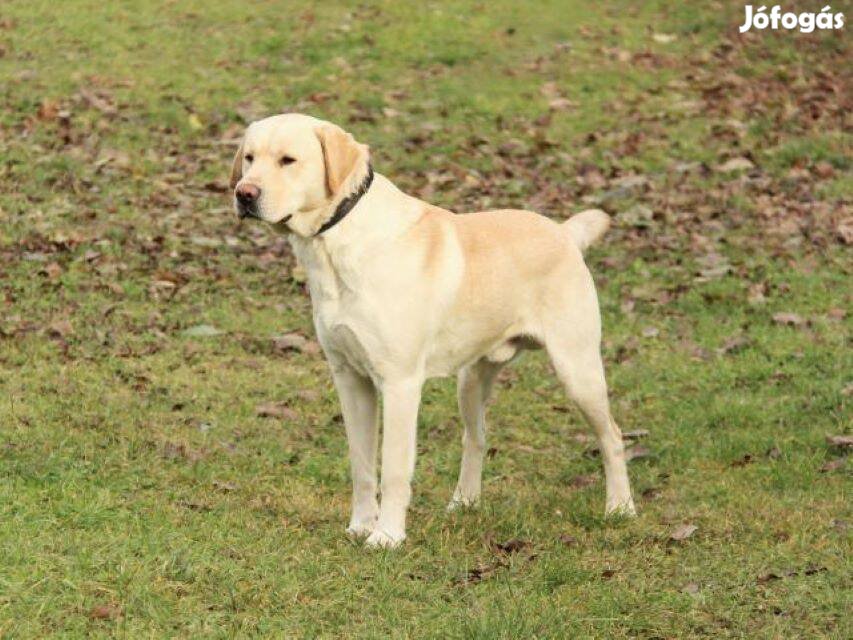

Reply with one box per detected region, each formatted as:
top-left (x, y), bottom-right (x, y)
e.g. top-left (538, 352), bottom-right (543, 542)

top-left (331, 364), bottom-right (380, 538)
top-left (365, 377), bottom-right (423, 549)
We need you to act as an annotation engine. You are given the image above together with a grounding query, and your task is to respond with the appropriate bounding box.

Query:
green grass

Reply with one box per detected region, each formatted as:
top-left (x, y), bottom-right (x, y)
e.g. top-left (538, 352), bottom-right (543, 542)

top-left (0, 1), bottom-right (850, 637)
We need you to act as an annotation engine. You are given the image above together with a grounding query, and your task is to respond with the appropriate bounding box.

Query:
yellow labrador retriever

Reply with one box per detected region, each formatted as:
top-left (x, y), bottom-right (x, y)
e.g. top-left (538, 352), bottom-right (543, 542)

top-left (229, 113), bottom-right (635, 548)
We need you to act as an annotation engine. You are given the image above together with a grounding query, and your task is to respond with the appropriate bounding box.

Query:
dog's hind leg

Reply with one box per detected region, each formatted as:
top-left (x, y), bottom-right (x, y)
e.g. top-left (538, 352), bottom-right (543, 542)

top-left (448, 358), bottom-right (504, 511)
top-left (544, 308), bottom-right (635, 516)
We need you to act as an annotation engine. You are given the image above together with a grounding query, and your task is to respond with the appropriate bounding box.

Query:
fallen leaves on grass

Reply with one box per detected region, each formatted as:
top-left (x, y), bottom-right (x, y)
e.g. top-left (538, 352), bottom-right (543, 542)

top-left (821, 436), bottom-right (850, 472)
top-left (819, 458), bottom-right (846, 473)
top-left (716, 335), bottom-right (750, 356)
top-left (455, 537), bottom-right (537, 585)
top-left (642, 486), bottom-right (662, 500)
top-left (772, 312), bottom-right (806, 327)
top-left (161, 442), bottom-right (204, 462)
top-left (47, 319), bottom-right (73, 338)
top-left (296, 389), bottom-right (321, 402)
top-left (625, 445), bottom-right (651, 461)
top-left (177, 499), bottom-right (211, 512)
top-left (182, 324), bottom-right (223, 337)
top-left (747, 283), bottom-right (767, 305)
top-left (652, 33), bottom-right (677, 44)
top-left (40, 261), bottom-right (62, 280)
top-left (731, 453), bottom-right (754, 467)
top-left (454, 561), bottom-right (506, 586)
top-left (558, 534), bottom-right (578, 547)
top-left (669, 523), bottom-right (698, 542)
top-left (696, 252), bottom-right (733, 280)
top-left (256, 402), bottom-right (298, 420)
top-left (585, 432), bottom-right (650, 459)
top-left (569, 473), bottom-right (598, 489)
top-left (716, 157), bottom-right (754, 173)
top-left (826, 308), bottom-right (846, 322)
top-left (757, 565), bottom-right (826, 584)
top-left (836, 218), bottom-right (853, 245)
top-left (212, 480), bottom-right (237, 492)
top-left (619, 204), bottom-right (655, 228)
top-left (491, 538), bottom-right (531, 554)
top-left (89, 604), bottom-right (122, 620)
top-left (641, 326), bottom-right (660, 338)
top-left (826, 435), bottom-right (853, 448)
top-left (830, 519), bottom-right (848, 531)
top-left (272, 332), bottom-right (320, 355)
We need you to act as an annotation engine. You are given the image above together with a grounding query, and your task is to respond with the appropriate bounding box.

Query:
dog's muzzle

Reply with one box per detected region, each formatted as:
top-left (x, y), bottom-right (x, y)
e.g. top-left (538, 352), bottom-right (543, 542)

top-left (235, 183), bottom-right (261, 219)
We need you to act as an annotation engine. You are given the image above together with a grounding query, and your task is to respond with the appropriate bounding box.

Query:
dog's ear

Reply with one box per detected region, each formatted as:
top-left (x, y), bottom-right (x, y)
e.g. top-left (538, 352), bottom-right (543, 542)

top-left (229, 138), bottom-right (244, 189)
top-left (315, 124), bottom-right (369, 197)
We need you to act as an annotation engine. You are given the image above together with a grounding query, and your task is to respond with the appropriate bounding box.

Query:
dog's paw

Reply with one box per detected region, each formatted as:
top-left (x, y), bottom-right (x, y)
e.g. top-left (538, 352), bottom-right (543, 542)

top-left (364, 529), bottom-right (405, 549)
top-left (605, 498), bottom-right (637, 518)
top-left (446, 486), bottom-right (480, 513)
top-left (446, 495), bottom-right (479, 513)
top-left (346, 522), bottom-right (375, 538)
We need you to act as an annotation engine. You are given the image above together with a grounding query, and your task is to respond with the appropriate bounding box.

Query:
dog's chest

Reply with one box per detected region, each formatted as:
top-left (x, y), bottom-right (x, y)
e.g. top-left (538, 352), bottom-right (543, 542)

top-left (313, 296), bottom-right (383, 378)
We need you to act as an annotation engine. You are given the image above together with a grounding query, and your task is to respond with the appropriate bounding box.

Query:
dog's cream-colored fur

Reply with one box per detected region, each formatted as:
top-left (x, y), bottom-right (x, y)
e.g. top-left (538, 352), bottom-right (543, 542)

top-left (230, 113), bottom-right (635, 548)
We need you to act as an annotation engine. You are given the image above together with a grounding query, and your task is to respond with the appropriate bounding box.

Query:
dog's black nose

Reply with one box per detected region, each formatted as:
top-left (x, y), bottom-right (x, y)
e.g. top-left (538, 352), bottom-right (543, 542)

top-left (236, 183), bottom-right (260, 205)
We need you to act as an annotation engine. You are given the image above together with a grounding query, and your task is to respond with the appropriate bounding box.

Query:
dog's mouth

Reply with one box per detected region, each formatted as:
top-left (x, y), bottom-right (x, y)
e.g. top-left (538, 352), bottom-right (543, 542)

top-left (235, 202), bottom-right (293, 229)
top-left (237, 206), bottom-right (259, 220)
top-left (269, 214), bottom-right (293, 230)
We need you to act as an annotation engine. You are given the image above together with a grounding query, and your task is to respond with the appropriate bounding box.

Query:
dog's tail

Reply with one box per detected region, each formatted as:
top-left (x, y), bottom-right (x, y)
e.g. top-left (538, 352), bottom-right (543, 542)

top-left (563, 209), bottom-right (611, 254)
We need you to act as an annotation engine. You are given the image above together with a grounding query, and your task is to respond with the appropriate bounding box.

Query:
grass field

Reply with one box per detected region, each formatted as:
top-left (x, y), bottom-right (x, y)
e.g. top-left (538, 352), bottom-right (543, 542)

top-left (0, 1), bottom-right (850, 637)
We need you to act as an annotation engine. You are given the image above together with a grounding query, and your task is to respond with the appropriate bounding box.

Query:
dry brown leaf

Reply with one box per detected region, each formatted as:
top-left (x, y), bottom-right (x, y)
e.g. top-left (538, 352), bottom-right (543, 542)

top-left (772, 312), bottom-right (805, 327)
top-left (812, 161), bottom-right (835, 179)
top-left (625, 445), bottom-right (651, 461)
top-left (548, 97), bottom-right (576, 111)
top-left (89, 604), bottom-right (121, 620)
top-left (670, 523), bottom-right (698, 541)
top-left (819, 458), bottom-right (846, 473)
top-left (256, 402), bottom-right (298, 420)
top-left (272, 332), bottom-right (308, 352)
top-left (161, 442), bottom-right (203, 462)
top-left (826, 308), bottom-right (846, 321)
top-left (569, 474), bottom-right (598, 489)
top-left (558, 533), bottom-right (578, 547)
top-left (716, 157), bottom-right (754, 173)
top-left (652, 33), bottom-right (677, 44)
top-left (492, 538), bottom-right (531, 554)
top-left (641, 326), bottom-right (660, 338)
top-left (826, 435), bottom-right (853, 448)
top-left (836, 219), bottom-right (853, 245)
top-left (731, 453), bottom-right (754, 467)
top-left (716, 335), bottom-right (749, 356)
top-left (48, 320), bottom-right (73, 338)
top-left (41, 261), bottom-right (63, 279)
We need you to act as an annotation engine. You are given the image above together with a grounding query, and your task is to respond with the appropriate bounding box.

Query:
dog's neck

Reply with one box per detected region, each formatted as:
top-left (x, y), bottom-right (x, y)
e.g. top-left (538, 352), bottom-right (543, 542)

top-left (288, 172), bottom-right (423, 302)
top-left (314, 165), bottom-right (374, 236)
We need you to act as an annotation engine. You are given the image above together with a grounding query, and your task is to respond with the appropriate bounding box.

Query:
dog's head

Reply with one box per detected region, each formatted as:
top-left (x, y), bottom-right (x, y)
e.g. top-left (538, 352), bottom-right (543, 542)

top-left (229, 113), bottom-right (370, 236)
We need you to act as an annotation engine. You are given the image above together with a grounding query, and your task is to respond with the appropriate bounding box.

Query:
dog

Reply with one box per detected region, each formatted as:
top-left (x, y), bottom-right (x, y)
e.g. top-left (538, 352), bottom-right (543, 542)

top-left (229, 113), bottom-right (635, 548)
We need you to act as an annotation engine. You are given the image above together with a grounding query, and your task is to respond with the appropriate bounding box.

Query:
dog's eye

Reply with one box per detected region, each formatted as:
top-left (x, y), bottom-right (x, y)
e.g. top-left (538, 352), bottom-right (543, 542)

top-left (279, 155), bottom-right (296, 166)
top-left (244, 153), bottom-right (254, 163)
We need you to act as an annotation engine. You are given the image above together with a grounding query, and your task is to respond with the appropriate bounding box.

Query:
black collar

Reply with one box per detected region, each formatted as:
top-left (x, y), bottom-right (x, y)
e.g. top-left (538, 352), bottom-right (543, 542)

top-left (314, 165), bottom-right (374, 236)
